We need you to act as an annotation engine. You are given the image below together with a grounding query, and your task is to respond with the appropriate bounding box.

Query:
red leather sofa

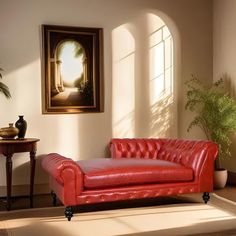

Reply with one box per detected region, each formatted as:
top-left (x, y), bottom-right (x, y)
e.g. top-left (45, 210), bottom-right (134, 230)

top-left (41, 138), bottom-right (218, 221)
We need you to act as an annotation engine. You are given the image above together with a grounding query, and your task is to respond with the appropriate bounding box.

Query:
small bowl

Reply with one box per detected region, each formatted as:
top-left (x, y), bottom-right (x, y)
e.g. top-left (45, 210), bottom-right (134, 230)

top-left (0, 123), bottom-right (19, 139)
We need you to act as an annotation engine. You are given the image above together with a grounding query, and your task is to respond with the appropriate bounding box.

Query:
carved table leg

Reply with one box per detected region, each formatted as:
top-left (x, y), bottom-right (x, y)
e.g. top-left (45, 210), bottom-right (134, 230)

top-left (6, 154), bottom-right (13, 211)
top-left (202, 192), bottom-right (210, 204)
top-left (51, 191), bottom-right (57, 206)
top-left (30, 151), bottom-right (36, 208)
top-left (65, 206), bottom-right (73, 221)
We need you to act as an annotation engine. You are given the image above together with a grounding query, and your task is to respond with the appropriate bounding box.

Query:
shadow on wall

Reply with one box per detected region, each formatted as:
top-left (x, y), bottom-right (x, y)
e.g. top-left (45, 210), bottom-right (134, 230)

top-left (150, 94), bottom-right (174, 138)
top-left (11, 154), bottom-right (48, 187)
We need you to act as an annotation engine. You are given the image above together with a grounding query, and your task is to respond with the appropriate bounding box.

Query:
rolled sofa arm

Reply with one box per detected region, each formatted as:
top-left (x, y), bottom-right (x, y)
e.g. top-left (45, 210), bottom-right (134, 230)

top-left (156, 139), bottom-right (218, 192)
top-left (41, 153), bottom-right (84, 195)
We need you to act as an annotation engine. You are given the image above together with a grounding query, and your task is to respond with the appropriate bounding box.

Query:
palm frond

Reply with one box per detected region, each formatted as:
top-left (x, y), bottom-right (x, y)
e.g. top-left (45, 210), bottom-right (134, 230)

top-left (0, 68), bottom-right (3, 79)
top-left (0, 82), bottom-right (11, 98)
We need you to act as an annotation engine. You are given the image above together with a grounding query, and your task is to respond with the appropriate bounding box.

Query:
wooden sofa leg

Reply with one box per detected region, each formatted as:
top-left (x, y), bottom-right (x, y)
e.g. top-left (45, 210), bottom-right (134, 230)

top-left (202, 192), bottom-right (210, 204)
top-left (51, 191), bottom-right (57, 206)
top-left (65, 206), bottom-right (73, 221)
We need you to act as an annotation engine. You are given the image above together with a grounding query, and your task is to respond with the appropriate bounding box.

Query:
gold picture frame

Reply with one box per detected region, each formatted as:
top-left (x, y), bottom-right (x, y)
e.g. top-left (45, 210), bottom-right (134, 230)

top-left (42, 24), bottom-right (104, 114)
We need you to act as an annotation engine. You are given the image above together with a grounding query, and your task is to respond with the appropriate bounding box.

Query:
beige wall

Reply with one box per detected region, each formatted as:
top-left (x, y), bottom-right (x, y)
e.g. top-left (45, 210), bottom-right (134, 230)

top-left (213, 0), bottom-right (236, 172)
top-left (0, 0), bottom-right (212, 194)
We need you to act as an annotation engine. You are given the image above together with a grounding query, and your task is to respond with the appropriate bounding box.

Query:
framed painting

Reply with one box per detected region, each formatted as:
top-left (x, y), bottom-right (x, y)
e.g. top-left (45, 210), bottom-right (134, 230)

top-left (42, 24), bottom-right (104, 114)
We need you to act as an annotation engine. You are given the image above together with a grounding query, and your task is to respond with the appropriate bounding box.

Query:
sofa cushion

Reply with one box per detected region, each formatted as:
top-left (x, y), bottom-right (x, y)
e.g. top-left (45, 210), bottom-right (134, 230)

top-left (77, 158), bottom-right (193, 189)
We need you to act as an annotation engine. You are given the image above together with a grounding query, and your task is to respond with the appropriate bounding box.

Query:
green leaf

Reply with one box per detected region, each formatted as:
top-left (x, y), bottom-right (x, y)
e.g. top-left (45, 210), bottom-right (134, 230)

top-left (0, 82), bottom-right (11, 98)
top-left (185, 76), bottom-right (236, 164)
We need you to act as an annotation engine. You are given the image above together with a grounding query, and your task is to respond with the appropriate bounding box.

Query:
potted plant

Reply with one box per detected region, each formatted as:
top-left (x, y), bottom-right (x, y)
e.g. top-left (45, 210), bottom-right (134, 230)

top-left (0, 68), bottom-right (11, 98)
top-left (185, 75), bottom-right (236, 188)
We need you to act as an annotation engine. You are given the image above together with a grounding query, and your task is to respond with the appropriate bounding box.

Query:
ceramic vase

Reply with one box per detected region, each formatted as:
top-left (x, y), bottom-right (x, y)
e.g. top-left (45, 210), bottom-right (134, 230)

top-left (0, 123), bottom-right (19, 139)
top-left (15, 115), bottom-right (27, 139)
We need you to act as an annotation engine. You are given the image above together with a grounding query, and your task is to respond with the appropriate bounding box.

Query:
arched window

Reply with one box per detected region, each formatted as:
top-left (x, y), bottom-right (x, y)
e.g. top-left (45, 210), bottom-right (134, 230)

top-left (148, 13), bottom-right (174, 137)
top-left (112, 13), bottom-right (175, 138)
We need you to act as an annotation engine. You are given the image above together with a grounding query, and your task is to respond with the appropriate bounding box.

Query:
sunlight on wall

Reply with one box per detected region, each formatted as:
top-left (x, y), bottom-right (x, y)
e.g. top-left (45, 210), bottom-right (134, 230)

top-left (112, 26), bottom-right (135, 137)
top-left (148, 13), bottom-right (174, 137)
top-left (112, 13), bottom-right (174, 139)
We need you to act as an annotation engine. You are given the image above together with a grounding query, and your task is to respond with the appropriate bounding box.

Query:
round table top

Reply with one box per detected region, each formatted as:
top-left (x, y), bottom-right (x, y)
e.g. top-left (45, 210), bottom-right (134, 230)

top-left (0, 138), bottom-right (40, 144)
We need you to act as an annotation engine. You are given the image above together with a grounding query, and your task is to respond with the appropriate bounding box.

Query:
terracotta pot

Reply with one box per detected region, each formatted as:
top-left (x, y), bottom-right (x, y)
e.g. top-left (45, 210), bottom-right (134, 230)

top-left (214, 169), bottom-right (228, 189)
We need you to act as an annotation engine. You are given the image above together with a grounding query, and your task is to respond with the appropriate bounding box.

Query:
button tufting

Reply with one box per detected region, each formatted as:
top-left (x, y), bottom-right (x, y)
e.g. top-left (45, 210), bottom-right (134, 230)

top-left (43, 138), bottom-right (218, 215)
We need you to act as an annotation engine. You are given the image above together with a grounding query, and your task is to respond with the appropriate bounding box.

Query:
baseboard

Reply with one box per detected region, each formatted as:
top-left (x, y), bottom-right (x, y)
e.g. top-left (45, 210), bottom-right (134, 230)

top-left (0, 183), bottom-right (50, 197)
top-left (227, 171), bottom-right (236, 185)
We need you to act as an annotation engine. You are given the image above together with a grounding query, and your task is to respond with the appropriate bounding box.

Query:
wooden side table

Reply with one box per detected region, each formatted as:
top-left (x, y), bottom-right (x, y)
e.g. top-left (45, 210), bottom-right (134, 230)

top-left (0, 138), bottom-right (40, 210)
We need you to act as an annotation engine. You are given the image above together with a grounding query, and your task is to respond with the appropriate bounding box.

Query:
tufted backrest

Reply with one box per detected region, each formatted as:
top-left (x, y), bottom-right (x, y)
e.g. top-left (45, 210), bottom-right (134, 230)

top-left (156, 139), bottom-right (217, 169)
top-left (110, 138), bottom-right (162, 159)
top-left (109, 138), bottom-right (218, 170)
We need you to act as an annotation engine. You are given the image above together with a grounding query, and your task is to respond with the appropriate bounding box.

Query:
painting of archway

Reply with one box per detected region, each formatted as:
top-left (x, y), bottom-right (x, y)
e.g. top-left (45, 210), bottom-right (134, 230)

top-left (42, 25), bottom-right (103, 114)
